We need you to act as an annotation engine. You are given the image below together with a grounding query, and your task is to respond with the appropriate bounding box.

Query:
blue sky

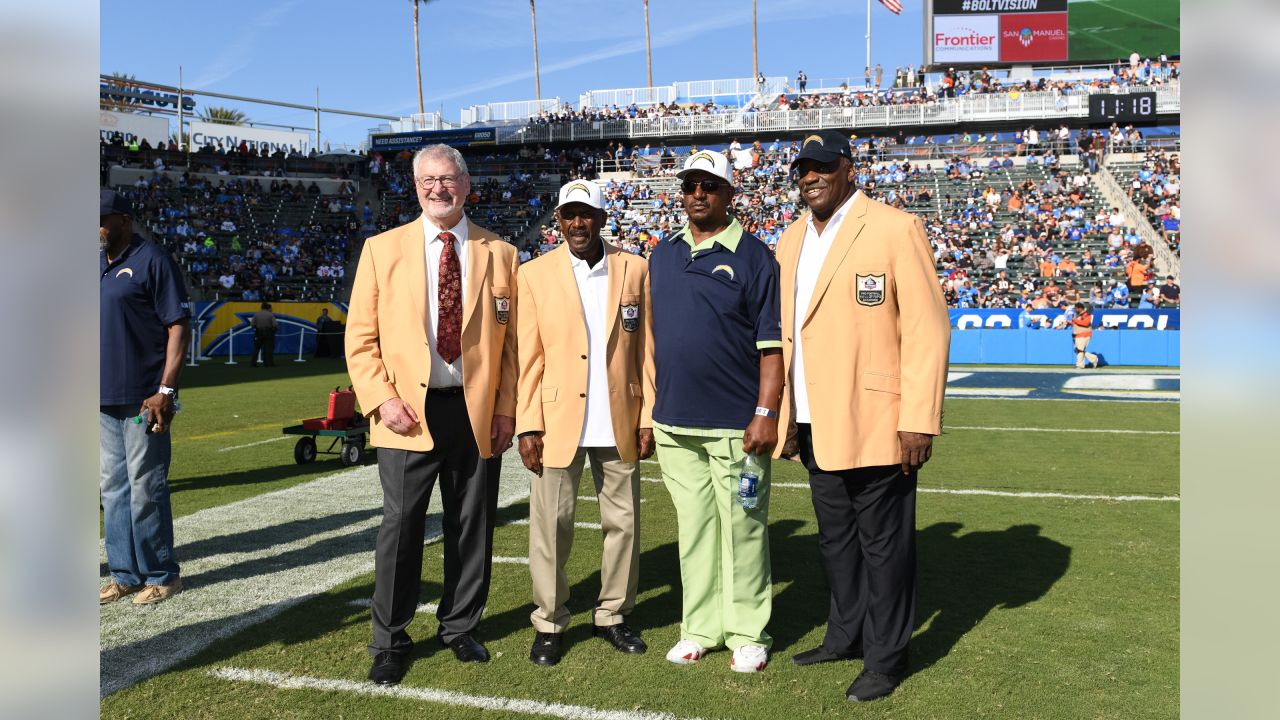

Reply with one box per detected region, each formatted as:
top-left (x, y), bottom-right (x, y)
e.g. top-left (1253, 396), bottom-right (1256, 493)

top-left (101, 0), bottom-right (926, 146)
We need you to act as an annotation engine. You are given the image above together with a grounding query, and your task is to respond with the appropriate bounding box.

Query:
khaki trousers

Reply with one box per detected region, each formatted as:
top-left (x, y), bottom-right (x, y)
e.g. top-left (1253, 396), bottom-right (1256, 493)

top-left (1074, 335), bottom-right (1098, 368)
top-left (529, 447), bottom-right (640, 633)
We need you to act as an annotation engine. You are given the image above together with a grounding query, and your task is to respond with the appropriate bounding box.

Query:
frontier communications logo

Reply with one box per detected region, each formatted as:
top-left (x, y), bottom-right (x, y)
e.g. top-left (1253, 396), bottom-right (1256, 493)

top-left (933, 14), bottom-right (999, 62)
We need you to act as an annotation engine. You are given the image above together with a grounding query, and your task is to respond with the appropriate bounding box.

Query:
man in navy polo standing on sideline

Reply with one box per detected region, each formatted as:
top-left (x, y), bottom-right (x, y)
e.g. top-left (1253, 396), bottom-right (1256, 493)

top-left (99, 189), bottom-right (190, 606)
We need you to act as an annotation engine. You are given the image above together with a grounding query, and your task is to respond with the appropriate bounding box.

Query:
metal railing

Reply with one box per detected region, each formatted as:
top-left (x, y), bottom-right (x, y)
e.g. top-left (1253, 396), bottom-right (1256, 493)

top-left (675, 76), bottom-right (787, 99)
top-left (501, 85), bottom-right (1179, 146)
top-left (579, 85), bottom-right (677, 109)
top-left (461, 98), bottom-right (561, 124)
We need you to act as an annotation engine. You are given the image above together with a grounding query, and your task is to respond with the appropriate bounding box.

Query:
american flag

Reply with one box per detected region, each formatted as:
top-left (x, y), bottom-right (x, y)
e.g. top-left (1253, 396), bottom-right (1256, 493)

top-left (879, 0), bottom-right (903, 14)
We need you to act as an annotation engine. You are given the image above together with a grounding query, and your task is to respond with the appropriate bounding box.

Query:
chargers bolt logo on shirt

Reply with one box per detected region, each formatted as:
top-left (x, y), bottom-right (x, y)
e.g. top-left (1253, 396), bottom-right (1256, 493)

top-left (494, 295), bottom-right (511, 324)
top-left (712, 264), bottom-right (735, 280)
top-left (856, 273), bottom-right (886, 307)
top-left (116, 267), bottom-right (134, 278)
top-left (620, 303), bottom-right (640, 333)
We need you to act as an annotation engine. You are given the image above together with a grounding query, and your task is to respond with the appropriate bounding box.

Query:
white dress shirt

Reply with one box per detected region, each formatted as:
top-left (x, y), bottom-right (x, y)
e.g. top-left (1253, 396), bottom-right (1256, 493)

top-left (792, 191), bottom-right (859, 424)
top-left (423, 214), bottom-right (469, 388)
top-left (570, 244), bottom-right (616, 448)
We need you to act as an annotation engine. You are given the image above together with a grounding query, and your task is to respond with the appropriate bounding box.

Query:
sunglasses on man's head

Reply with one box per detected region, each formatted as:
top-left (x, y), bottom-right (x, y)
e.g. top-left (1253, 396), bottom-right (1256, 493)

top-left (681, 179), bottom-right (724, 194)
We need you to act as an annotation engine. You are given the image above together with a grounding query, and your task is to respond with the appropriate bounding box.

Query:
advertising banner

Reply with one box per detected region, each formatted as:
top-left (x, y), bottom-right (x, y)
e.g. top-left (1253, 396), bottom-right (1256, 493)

top-left (933, 0), bottom-right (1066, 14)
top-left (949, 308), bottom-right (1180, 330)
top-left (188, 121), bottom-right (311, 154)
top-left (100, 110), bottom-right (170, 146)
top-left (933, 14), bottom-right (1001, 64)
top-left (368, 128), bottom-right (497, 152)
top-left (998, 12), bottom-right (1069, 62)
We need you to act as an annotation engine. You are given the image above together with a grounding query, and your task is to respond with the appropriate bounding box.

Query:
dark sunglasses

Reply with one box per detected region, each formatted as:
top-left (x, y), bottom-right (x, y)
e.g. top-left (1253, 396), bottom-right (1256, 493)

top-left (681, 179), bottom-right (725, 194)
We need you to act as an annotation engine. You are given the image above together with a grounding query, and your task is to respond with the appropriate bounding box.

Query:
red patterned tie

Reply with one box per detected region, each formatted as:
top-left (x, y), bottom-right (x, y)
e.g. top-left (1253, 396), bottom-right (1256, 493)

top-left (436, 231), bottom-right (462, 363)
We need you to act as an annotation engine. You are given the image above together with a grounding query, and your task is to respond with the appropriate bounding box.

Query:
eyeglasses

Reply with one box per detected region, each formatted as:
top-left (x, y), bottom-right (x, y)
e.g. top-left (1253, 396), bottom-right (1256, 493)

top-left (681, 179), bottom-right (725, 194)
top-left (416, 175), bottom-right (460, 189)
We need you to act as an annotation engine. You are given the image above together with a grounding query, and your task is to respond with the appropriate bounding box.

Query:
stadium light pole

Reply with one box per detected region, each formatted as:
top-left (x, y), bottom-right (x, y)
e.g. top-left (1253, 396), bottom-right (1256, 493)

top-left (643, 0), bottom-right (653, 88)
top-left (866, 0), bottom-right (872, 87)
top-left (411, 0), bottom-right (427, 118)
top-left (530, 0), bottom-right (542, 99)
top-left (751, 0), bottom-right (758, 81)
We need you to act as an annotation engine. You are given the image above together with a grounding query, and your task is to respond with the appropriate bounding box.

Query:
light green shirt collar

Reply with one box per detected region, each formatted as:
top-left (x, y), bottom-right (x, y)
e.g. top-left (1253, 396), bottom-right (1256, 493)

top-left (676, 218), bottom-right (743, 254)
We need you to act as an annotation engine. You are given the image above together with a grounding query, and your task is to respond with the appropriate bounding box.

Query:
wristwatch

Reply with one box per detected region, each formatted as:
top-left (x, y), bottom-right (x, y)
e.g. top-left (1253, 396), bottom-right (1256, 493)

top-left (754, 406), bottom-right (777, 419)
top-left (158, 385), bottom-right (178, 400)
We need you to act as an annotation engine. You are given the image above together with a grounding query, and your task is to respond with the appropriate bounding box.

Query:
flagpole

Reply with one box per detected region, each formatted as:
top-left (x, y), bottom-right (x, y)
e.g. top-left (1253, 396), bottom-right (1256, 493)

top-left (866, 0), bottom-right (872, 89)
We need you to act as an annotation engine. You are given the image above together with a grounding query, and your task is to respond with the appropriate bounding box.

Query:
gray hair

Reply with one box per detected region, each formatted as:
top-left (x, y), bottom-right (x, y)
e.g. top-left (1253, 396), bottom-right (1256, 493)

top-left (412, 144), bottom-right (469, 178)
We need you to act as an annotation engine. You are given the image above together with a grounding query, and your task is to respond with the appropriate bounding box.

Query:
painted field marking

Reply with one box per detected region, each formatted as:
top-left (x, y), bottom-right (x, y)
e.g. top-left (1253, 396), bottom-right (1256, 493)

top-left (181, 421), bottom-right (282, 442)
top-left (210, 667), bottom-right (706, 720)
top-left (945, 388), bottom-right (1034, 397)
top-left (1062, 374), bottom-right (1179, 390)
top-left (490, 555), bottom-right (529, 565)
top-left (219, 436), bottom-right (292, 452)
top-left (768, 481), bottom-right (1177, 502)
top-left (577, 496), bottom-right (646, 503)
top-left (100, 451), bottom-right (534, 699)
top-left (945, 425), bottom-right (1179, 436)
top-left (505, 518), bottom-right (603, 530)
top-left (1063, 389), bottom-right (1181, 401)
top-left (947, 372), bottom-right (974, 382)
top-left (347, 598), bottom-right (438, 614)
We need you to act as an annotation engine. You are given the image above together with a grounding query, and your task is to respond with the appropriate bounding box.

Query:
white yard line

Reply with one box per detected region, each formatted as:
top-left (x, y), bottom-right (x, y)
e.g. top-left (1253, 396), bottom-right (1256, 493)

top-left (218, 436), bottom-right (292, 453)
top-left (100, 452), bottom-right (534, 699)
top-left (347, 598), bottom-right (438, 614)
top-left (210, 667), bottom-right (706, 720)
top-left (945, 388), bottom-right (1034, 397)
top-left (505, 518), bottom-right (603, 530)
top-left (639, 477), bottom-right (1175, 501)
top-left (576, 496), bottom-right (646, 503)
top-left (945, 425), bottom-right (1179, 435)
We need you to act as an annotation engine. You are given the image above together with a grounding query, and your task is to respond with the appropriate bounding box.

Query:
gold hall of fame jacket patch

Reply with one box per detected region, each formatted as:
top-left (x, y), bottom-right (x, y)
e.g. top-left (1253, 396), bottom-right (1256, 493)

top-left (620, 303), bottom-right (640, 332)
top-left (856, 273), bottom-right (886, 307)
top-left (494, 295), bottom-right (511, 324)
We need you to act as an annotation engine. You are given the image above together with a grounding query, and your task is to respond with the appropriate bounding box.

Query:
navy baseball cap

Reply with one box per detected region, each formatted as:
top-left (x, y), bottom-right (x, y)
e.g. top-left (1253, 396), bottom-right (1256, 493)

top-left (791, 130), bottom-right (853, 169)
top-left (100, 189), bottom-right (132, 217)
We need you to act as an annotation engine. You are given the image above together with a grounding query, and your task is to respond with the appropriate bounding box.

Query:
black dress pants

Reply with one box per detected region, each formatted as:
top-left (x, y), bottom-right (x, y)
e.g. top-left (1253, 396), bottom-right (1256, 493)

top-left (252, 330), bottom-right (275, 366)
top-left (798, 423), bottom-right (916, 676)
top-left (368, 391), bottom-right (501, 656)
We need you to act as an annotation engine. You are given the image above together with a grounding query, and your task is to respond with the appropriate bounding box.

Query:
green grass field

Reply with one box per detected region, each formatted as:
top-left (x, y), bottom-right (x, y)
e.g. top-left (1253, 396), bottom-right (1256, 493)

top-left (1069, 0), bottom-right (1180, 62)
top-left (101, 358), bottom-right (1178, 719)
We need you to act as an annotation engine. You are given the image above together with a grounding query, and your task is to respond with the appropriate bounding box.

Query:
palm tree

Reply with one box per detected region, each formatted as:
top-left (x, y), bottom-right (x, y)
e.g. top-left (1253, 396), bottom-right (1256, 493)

top-left (199, 106), bottom-right (249, 125)
top-left (530, 0), bottom-right (542, 99)
top-left (643, 0), bottom-right (653, 88)
top-left (101, 72), bottom-right (141, 113)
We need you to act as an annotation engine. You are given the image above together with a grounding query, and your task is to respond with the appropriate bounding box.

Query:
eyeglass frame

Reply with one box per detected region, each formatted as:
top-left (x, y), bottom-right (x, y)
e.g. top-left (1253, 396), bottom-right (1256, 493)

top-left (415, 174), bottom-right (461, 189)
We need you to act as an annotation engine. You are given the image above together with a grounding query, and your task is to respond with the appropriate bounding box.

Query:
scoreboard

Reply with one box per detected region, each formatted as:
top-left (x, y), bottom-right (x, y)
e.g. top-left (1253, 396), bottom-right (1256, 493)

top-left (926, 0), bottom-right (1069, 66)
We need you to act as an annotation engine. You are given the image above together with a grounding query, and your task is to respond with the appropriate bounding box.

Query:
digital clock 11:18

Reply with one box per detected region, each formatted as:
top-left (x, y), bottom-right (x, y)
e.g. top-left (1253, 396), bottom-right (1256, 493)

top-left (1088, 92), bottom-right (1158, 123)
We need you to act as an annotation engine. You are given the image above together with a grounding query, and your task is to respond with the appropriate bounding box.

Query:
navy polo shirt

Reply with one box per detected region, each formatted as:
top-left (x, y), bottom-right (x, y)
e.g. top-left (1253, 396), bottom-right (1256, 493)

top-left (649, 219), bottom-right (781, 430)
top-left (101, 239), bottom-right (190, 405)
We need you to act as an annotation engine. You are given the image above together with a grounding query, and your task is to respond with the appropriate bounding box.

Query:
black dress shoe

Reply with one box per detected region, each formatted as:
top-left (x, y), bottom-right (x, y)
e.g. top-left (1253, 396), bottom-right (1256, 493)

top-left (792, 645), bottom-right (862, 666)
top-left (592, 623), bottom-right (647, 654)
top-left (445, 633), bottom-right (490, 663)
top-left (846, 669), bottom-right (901, 702)
top-left (529, 631), bottom-right (563, 666)
top-left (368, 651), bottom-right (409, 685)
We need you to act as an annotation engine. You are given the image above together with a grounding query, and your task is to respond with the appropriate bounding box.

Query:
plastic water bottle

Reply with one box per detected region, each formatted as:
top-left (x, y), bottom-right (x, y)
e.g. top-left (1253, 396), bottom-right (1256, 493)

top-left (737, 453), bottom-right (761, 510)
top-left (130, 401), bottom-right (182, 433)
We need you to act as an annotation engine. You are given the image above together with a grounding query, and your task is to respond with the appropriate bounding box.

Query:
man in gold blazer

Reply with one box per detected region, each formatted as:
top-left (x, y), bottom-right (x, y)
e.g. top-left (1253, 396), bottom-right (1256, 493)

top-left (516, 180), bottom-right (655, 666)
top-left (346, 144), bottom-right (519, 684)
top-left (773, 130), bottom-right (950, 702)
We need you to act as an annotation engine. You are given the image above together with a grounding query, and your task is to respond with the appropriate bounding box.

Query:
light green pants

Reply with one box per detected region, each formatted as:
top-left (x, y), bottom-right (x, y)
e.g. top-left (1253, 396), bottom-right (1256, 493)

top-left (654, 427), bottom-right (772, 650)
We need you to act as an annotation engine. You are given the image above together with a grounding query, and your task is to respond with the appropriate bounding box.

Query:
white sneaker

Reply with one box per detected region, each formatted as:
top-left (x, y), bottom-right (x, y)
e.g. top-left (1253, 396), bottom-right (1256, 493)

top-left (731, 644), bottom-right (768, 673)
top-left (666, 639), bottom-right (707, 665)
